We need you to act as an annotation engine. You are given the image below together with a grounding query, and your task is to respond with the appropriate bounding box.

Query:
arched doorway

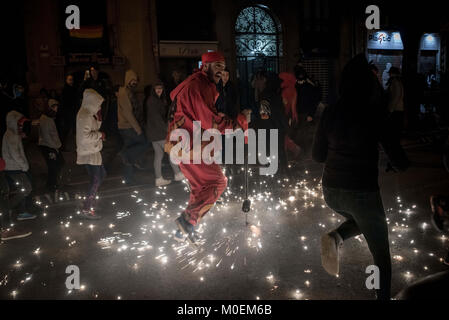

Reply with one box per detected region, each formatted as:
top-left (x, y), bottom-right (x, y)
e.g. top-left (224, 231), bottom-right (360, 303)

top-left (235, 5), bottom-right (282, 108)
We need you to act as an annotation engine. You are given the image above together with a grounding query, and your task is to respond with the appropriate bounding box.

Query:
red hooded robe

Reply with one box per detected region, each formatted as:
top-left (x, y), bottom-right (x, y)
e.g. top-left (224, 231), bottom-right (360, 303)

top-left (169, 71), bottom-right (245, 226)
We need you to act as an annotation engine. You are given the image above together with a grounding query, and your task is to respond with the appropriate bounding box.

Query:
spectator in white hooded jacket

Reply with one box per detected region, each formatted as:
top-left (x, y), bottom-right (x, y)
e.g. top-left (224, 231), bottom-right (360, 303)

top-left (39, 99), bottom-right (64, 192)
top-left (76, 89), bottom-right (105, 220)
top-left (2, 110), bottom-right (37, 221)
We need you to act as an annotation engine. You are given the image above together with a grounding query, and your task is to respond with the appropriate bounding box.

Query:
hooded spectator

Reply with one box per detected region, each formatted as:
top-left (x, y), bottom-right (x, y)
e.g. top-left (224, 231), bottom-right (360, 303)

top-left (76, 89), bottom-right (105, 220)
top-left (117, 70), bottom-right (148, 185)
top-left (2, 110), bottom-right (37, 221)
top-left (60, 74), bottom-right (79, 149)
top-left (39, 99), bottom-right (64, 192)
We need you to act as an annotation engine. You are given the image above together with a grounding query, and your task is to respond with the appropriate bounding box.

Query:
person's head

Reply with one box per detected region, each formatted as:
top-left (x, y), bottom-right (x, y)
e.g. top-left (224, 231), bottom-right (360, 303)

top-left (66, 74), bottom-right (74, 86)
top-left (263, 72), bottom-right (281, 95)
top-left (49, 90), bottom-right (58, 99)
top-left (368, 63), bottom-right (379, 77)
top-left (89, 64), bottom-right (99, 80)
top-left (125, 70), bottom-right (139, 90)
top-left (339, 54), bottom-right (373, 100)
top-left (201, 52), bottom-right (226, 84)
top-left (221, 69), bottom-right (230, 85)
top-left (295, 66), bottom-right (308, 84)
top-left (154, 83), bottom-right (164, 98)
top-left (46, 99), bottom-right (59, 117)
top-left (13, 84), bottom-right (25, 99)
top-left (40, 88), bottom-right (49, 98)
top-left (172, 70), bottom-right (182, 83)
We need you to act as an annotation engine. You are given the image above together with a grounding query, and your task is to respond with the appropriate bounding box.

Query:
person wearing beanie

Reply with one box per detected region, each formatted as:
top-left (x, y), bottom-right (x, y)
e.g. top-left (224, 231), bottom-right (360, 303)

top-left (168, 51), bottom-right (251, 245)
top-left (39, 99), bottom-right (64, 193)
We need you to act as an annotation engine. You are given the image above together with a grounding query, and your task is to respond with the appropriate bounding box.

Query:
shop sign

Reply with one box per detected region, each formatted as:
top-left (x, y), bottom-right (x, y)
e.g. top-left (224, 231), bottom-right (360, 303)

top-left (158, 41), bottom-right (219, 58)
top-left (67, 53), bottom-right (110, 65)
top-left (367, 31), bottom-right (404, 50)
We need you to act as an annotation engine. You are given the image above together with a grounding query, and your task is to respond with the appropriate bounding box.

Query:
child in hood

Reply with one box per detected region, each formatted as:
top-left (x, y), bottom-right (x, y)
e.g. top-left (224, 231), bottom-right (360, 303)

top-left (2, 110), bottom-right (37, 221)
top-left (76, 89), bottom-right (106, 220)
top-left (39, 99), bottom-right (64, 193)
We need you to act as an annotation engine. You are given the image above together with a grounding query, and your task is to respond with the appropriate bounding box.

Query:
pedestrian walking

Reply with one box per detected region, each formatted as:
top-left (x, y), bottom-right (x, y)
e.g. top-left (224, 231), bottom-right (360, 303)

top-left (2, 110), bottom-right (37, 221)
top-left (294, 67), bottom-right (320, 158)
top-left (39, 99), bottom-right (64, 193)
top-left (386, 67), bottom-right (405, 147)
top-left (60, 74), bottom-right (79, 149)
top-left (117, 70), bottom-right (148, 185)
top-left (0, 157), bottom-right (32, 241)
top-left (76, 89), bottom-right (106, 220)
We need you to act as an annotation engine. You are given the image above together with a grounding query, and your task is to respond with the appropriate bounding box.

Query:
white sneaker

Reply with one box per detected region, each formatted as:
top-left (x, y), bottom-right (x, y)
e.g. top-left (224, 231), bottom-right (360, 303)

top-left (156, 178), bottom-right (171, 187)
top-left (174, 172), bottom-right (185, 182)
top-left (321, 231), bottom-right (343, 276)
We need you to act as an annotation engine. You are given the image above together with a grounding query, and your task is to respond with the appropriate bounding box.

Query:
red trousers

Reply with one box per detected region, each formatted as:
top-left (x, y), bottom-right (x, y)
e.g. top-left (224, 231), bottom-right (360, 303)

top-left (179, 162), bottom-right (227, 226)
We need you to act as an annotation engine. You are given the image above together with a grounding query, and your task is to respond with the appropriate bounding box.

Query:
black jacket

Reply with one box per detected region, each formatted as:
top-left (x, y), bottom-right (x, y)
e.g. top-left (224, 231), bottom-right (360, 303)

top-left (62, 84), bottom-right (78, 118)
top-left (312, 99), bottom-right (409, 191)
top-left (145, 94), bottom-right (169, 142)
top-left (296, 81), bottom-right (320, 117)
top-left (216, 80), bottom-right (239, 120)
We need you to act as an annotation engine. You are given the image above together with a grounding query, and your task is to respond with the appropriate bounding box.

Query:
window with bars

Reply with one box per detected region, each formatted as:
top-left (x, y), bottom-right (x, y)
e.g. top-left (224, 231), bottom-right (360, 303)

top-left (235, 6), bottom-right (282, 58)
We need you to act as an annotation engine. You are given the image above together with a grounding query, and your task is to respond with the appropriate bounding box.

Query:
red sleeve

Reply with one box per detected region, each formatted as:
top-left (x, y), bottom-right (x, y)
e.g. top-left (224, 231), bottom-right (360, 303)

top-left (178, 83), bottom-right (236, 134)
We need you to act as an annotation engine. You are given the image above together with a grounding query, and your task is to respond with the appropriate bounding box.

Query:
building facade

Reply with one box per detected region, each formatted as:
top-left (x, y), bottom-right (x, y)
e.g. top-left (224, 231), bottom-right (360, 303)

top-left (2, 0), bottom-right (448, 124)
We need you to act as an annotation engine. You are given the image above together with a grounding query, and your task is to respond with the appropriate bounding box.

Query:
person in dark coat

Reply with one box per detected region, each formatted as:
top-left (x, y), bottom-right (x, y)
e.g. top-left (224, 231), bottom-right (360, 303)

top-left (254, 73), bottom-right (289, 174)
top-left (312, 54), bottom-right (410, 300)
top-left (145, 81), bottom-right (184, 187)
top-left (216, 69), bottom-right (240, 169)
top-left (60, 74), bottom-right (79, 149)
top-left (216, 69), bottom-right (239, 120)
top-left (294, 68), bottom-right (320, 158)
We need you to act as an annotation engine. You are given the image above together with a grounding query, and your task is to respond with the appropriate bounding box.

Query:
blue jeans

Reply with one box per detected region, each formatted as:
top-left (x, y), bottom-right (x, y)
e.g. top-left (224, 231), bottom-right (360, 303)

top-left (323, 186), bottom-right (391, 300)
top-left (84, 165), bottom-right (106, 210)
top-left (119, 129), bottom-right (148, 182)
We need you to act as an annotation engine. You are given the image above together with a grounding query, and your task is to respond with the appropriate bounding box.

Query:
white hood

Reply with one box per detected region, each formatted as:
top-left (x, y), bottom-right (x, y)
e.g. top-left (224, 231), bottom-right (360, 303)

top-left (80, 89), bottom-right (104, 115)
top-left (6, 110), bottom-right (24, 134)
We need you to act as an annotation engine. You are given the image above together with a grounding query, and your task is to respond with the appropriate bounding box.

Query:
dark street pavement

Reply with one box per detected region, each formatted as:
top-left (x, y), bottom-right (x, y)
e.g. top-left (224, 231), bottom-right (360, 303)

top-left (0, 140), bottom-right (448, 300)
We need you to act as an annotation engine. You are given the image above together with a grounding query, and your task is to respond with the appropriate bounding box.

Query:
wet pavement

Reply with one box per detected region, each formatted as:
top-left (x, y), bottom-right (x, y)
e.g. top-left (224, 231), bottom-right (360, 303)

top-left (0, 144), bottom-right (448, 300)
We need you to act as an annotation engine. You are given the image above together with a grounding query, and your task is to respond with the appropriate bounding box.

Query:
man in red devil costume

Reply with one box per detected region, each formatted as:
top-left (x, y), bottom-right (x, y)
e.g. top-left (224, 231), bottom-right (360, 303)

top-left (168, 52), bottom-right (249, 245)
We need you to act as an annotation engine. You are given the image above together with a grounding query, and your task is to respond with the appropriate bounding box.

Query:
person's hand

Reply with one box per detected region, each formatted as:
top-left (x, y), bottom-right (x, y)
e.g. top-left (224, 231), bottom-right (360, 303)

top-left (307, 116), bottom-right (313, 122)
top-left (218, 112), bottom-right (226, 118)
top-left (242, 109), bottom-right (252, 124)
top-left (136, 128), bottom-right (143, 136)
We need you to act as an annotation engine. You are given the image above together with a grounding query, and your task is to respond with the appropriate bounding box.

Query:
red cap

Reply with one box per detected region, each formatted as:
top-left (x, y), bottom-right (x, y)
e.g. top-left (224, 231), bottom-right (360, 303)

top-left (201, 51), bottom-right (225, 66)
